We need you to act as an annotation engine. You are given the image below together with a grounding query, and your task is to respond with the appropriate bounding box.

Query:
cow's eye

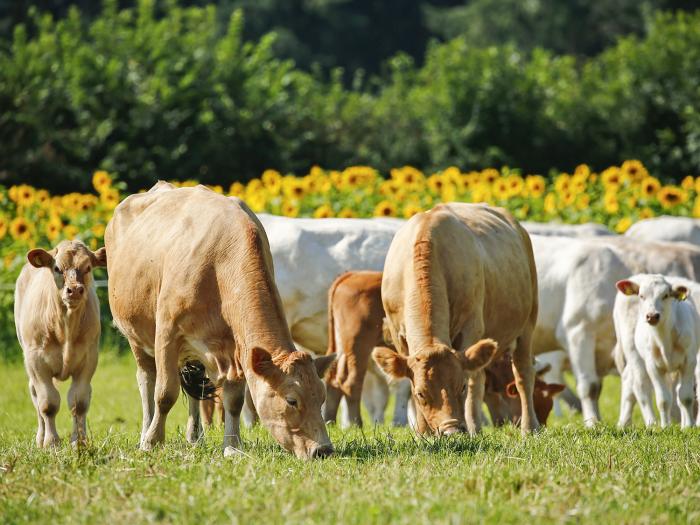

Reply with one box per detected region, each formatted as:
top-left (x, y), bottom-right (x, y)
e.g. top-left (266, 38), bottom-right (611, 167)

top-left (461, 383), bottom-right (467, 395)
top-left (53, 266), bottom-right (61, 274)
top-left (416, 392), bottom-right (425, 401)
top-left (639, 295), bottom-right (645, 300)
top-left (663, 293), bottom-right (669, 299)
top-left (286, 398), bottom-right (298, 408)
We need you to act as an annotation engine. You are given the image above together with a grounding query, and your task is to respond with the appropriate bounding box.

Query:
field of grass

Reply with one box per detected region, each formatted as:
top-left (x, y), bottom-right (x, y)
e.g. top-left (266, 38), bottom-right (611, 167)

top-left (1, 351), bottom-right (700, 524)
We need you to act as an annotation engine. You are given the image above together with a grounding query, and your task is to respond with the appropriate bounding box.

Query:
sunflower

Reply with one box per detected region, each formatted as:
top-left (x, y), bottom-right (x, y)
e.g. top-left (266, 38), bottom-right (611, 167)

top-left (36, 189), bottom-right (50, 207)
top-left (470, 184), bottom-right (492, 204)
top-left (525, 175), bottom-right (546, 198)
top-left (100, 188), bottom-right (120, 210)
top-left (46, 220), bottom-right (61, 242)
top-left (601, 167), bottom-right (622, 188)
top-left (337, 208), bottom-right (356, 218)
top-left (209, 185), bottom-right (224, 195)
top-left (63, 193), bottom-right (83, 211)
top-left (640, 177), bottom-right (661, 198)
top-left (281, 201), bottom-right (299, 218)
top-left (620, 160), bottom-right (648, 181)
top-left (544, 193), bottom-right (557, 215)
top-left (441, 183), bottom-right (457, 203)
top-left (92, 170), bottom-right (112, 193)
top-left (380, 180), bottom-right (401, 197)
top-left (15, 184), bottom-right (35, 207)
top-left (427, 174), bottom-right (445, 193)
top-left (64, 225), bottom-right (79, 239)
top-left (246, 192), bottom-right (267, 213)
top-left (576, 194), bottom-right (590, 210)
top-left (493, 179), bottom-right (510, 200)
top-left (574, 164), bottom-right (591, 179)
top-left (374, 200), bottom-right (397, 217)
top-left (638, 207), bottom-right (654, 219)
top-left (615, 217), bottom-right (633, 233)
top-left (657, 186), bottom-right (687, 209)
top-left (480, 169), bottom-right (500, 185)
top-left (402, 203), bottom-right (423, 218)
top-left (341, 166), bottom-right (377, 188)
top-left (79, 194), bottom-right (98, 212)
top-left (0, 215), bottom-right (7, 240)
top-left (506, 175), bottom-right (524, 197)
top-left (571, 174), bottom-right (587, 194)
top-left (229, 182), bottom-right (245, 197)
top-left (604, 192), bottom-right (619, 214)
top-left (283, 177), bottom-right (307, 199)
top-left (10, 217), bottom-right (32, 241)
top-left (313, 204), bottom-right (334, 218)
top-left (681, 176), bottom-right (695, 191)
top-left (554, 174), bottom-right (570, 194)
top-left (694, 198), bottom-right (700, 219)
top-left (91, 223), bottom-right (106, 238)
top-left (561, 191), bottom-right (576, 207)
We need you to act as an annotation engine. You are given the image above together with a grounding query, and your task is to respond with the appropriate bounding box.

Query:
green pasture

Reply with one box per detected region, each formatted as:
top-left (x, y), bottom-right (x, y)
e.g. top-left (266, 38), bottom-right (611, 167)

top-left (1, 352), bottom-right (699, 524)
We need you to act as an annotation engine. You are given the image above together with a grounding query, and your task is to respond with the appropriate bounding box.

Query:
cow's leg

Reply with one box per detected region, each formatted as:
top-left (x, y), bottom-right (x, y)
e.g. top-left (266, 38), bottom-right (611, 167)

top-left (695, 359), bottom-right (700, 427)
top-left (560, 387), bottom-right (582, 413)
top-left (241, 384), bottom-right (258, 428)
top-left (132, 344), bottom-right (156, 447)
top-left (630, 356), bottom-right (656, 426)
top-left (28, 381), bottom-right (44, 447)
top-left (323, 382), bottom-right (342, 425)
top-left (362, 370), bottom-right (389, 425)
top-left (617, 365), bottom-right (635, 428)
top-left (201, 398), bottom-right (215, 428)
top-left (566, 325), bottom-right (600, 426)
top-left (645, 362), bottom-right (672, 428)
top-left (222, 379), bottom-right (246, 455)
top-left (67, 350), bottom-right (97, 445)
top-left (31, 364), bottom-right (61, 447)
top-left (413, 397), bottom-right (430, 434)
top-left (511, 331), bottom-right (540, 433)
top-left (141, 329), bottom-right (181, 450)
top-left (186, 394), bottom-right (203, 444)
top-left (484, 392), bottom-right (510, 426)
top-left (392, 379), bottom-right (411, 426)
top-left (465, 370), bottom-right (486, 434)
top-left (676, 360), bottom-right (696, 429)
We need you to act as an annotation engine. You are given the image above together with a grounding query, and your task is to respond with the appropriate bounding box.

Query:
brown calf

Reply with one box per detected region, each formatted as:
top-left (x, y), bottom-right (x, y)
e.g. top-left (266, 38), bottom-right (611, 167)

top-left (15, 240), bottom-right (107, 447)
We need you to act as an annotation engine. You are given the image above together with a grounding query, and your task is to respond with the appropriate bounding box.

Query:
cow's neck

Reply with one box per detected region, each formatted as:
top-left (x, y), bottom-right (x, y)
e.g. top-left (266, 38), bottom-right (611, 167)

top-left (645, 311), bottom-right (679, 366)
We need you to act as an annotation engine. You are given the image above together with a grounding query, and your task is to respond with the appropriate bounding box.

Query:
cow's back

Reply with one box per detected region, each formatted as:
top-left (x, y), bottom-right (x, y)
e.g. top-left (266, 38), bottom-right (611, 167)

top-left (625, 216), bottom-right (700, 245)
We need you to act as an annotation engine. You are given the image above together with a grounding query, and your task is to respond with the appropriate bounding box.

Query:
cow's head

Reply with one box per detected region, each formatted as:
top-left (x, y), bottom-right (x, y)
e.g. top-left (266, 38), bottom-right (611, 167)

top-left (505, 379), bottom-right (565, 426)
top-left (617, 275), bottom-right (688, 327)
top-left (27, 240), bottom-right (107, 309)
top-left (373, 339), bottom-right (497, 435)
top-left (246, 347), bottom-right (335, 460)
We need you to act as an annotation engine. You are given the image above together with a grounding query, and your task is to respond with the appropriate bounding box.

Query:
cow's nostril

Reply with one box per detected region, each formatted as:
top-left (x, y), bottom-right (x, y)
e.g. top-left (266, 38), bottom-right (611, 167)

top-left (310, 443), bottom-right (334, 459)
top-left (66, 287), bottom-right (73, 295)
top-left (76, 286), bottom-right (84, 295)
top-left (646, 313), bottom-right (660, 325)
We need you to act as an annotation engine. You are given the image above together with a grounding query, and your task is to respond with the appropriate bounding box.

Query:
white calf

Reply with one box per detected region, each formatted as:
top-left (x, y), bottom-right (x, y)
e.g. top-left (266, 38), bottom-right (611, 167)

top-left (615, 275), bottom-right (700, 428)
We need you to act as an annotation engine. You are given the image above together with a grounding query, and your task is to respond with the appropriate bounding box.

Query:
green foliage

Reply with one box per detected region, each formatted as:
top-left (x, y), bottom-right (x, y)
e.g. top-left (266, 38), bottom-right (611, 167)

top-left (1, 3), bottom-right (700, 191)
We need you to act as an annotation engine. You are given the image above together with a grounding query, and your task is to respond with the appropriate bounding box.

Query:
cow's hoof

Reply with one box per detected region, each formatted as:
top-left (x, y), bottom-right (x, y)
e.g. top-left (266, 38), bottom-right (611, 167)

top-left (223, 446), bottom-right (244, 458)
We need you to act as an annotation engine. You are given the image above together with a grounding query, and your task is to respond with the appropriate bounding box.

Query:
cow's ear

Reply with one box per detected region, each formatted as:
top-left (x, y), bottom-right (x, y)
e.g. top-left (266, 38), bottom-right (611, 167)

top-left (372, 346), bottom-right (410, 379)
top-left (27, 249), bottom-right (53, 269)
top-left (249, 347), bottom-right (282, 384)
top-left (459, 339), bottom-right (498, 372)
top-left (616, 279), bottom-right (639, 296)
top-left (672, 285), bottom-right (689, 301)
top-left (91, 247), bottom-right (108, 268)
top-left (505, 382), bottom-right (519, 398)
top-left (313, 353), bottom-right (336, 378)
top-left (541, 383), bottom-right (566, 398)
top-left (382, 318), bottom-right (393, 346)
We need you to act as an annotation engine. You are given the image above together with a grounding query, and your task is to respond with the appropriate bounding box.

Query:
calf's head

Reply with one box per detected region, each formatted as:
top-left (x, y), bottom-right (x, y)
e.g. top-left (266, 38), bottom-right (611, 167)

top-left (373, 339), bottom-right (497, 435)
top-left (505, 379), bottom-right (565, 426)
top-left (27, 240), bottom-right (107, 309)
top-left (617, 276), bottom-right (688, 327)
top-left (247, 348), bottom-right (335, 460)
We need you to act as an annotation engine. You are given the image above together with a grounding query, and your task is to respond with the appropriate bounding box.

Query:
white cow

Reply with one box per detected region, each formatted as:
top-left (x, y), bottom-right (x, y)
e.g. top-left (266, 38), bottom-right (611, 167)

top-left (522, 221), bottom-right (614, 237)
top-left (615, 274), bottom-right (700, 428)
top-left (625, 216), bottom-right (700, 245)
top-left (531, 235), bottom-right (700, 425)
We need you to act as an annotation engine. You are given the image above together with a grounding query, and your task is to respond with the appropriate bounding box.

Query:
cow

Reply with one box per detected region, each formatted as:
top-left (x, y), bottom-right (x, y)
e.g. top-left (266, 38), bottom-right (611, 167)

top-left (14, 240), bottom-right (107, 447)
top-left (322, 271), bottom-right (390, 426)
top-left (373, 202), bottom-right (539, 435)
top-left (484, 354), bottom-right (565, 426)
top-left (105, 182), bottom-right (335, 459)
top-left (530, 235), bottom-right (700, 426)
top-left (615, 275), bottom-right (700, 428)
top-left (522, 221), bottom-right (614, 238)
top-left (625, 216), bottom-right (700, 245)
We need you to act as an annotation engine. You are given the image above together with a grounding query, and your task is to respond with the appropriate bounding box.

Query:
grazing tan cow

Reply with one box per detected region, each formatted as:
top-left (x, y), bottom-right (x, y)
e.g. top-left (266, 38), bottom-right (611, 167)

top-left (374, 202), bottom-right (539, 435)
top-left (484, 354), bottom-right (565, 426)
top-left (322, 271), bottom-right (390, 426)
top-left (15, 240), bottom-right (106, 447)
top-left (105, 182), bottom-right (335, 459)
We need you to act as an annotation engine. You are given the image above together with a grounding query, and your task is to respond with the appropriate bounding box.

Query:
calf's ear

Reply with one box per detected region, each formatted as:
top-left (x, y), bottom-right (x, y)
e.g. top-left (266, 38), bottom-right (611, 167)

top-left (672, 285), bottom-right (689, 301)
top-left (91, 247), bottom-right (108, 268)
top-left (249, 347), bottom-right (282, 384)
top-left (542, 383), bottom-right (566, 397)
top-left (313, 354), bottom-right (336, 378)
top-left (459, 338), bottom-right (498, 372)
top-left (372, 346), bottom-right (410, 379)
top-left (27, 249), bottom-right (54, 268)
top-left (616, 279), bottom-right (639, 296)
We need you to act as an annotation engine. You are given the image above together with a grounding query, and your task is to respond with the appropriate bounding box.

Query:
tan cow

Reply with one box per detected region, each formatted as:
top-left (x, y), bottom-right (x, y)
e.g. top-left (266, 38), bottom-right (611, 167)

top-left (373, 202), bottom-right (539, 435)
top-left (15, 240), bottom-right (106, 447)
top-left (323, 271), bottom-right (389, 426)
top-left (105, 182), bottom-right (335, 459)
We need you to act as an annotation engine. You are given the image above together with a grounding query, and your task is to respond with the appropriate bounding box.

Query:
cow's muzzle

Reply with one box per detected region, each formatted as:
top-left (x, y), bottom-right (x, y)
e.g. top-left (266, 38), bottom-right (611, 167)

top-left (646, 313), bottom-right (660, 326)
top-left (438, 419), bottom-right (466, 436)
top-left (310, 443), bottom-right (334, 459)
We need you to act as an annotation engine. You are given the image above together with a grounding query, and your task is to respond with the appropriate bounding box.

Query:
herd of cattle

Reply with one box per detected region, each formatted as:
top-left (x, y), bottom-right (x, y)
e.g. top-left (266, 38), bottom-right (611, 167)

top-left (14, 182), bottom-right (700, 459)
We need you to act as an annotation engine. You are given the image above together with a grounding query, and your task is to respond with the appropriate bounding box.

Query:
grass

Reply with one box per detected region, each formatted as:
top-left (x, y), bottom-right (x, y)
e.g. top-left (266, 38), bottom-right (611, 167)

top-left (1, 352), bottom-right (700, 524)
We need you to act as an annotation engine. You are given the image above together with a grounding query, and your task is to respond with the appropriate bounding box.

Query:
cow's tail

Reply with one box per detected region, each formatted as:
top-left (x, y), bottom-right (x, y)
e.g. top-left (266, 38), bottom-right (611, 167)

top-left (179, 361), bottom-right (217, 400)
